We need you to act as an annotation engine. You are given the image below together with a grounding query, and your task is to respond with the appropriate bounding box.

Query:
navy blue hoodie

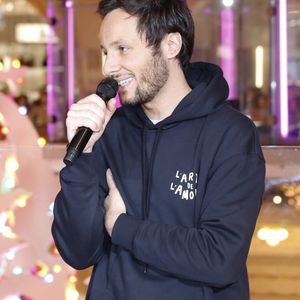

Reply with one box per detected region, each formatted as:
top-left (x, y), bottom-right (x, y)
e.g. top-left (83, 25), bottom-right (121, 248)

top-left (52, 62), bottom-right (265, 300)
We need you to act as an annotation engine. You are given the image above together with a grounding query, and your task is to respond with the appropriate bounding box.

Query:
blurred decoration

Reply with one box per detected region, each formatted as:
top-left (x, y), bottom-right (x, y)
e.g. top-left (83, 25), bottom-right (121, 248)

top-left (37, 137), bottom-right (47, 148)
top-left (0, 112), bottom-right (8, 141)
top-left (0, 0), bottom-right (40, 16)
top-left (265, 177), bottom-right (300, 211)
top-left (257, 226), bottom-right (289, 247)
top-left (0, 94), bottom-right (77, 299)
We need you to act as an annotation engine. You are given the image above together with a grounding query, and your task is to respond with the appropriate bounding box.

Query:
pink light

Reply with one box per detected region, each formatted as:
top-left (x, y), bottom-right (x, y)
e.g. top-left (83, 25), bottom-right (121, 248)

top-left (279, 0), bottom-right (289, 137)
top-left (221, 8), bottom-right (236, 99)
top-left (47, 0), bottom-right (55, 137)
top-left (66, 0), bottom-right (75, 107)
top-left (65, 0), bottom-right (73, 8)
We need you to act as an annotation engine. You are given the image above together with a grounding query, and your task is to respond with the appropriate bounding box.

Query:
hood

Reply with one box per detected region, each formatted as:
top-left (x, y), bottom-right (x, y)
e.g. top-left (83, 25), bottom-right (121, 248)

top-left (122, 61), bottom-right (229, 129)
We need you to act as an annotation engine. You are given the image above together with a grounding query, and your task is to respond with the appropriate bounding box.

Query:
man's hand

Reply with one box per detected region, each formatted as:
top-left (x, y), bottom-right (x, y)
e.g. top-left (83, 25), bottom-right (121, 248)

top-left (66, 95), bottom-right (116, 153)
top-left (104, 169), bottom-right (126, 236)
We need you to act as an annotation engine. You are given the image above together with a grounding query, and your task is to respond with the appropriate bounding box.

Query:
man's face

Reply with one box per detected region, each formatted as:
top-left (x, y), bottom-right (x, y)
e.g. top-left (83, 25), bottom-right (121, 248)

top-left (100, 9), bottom-right (169, 106)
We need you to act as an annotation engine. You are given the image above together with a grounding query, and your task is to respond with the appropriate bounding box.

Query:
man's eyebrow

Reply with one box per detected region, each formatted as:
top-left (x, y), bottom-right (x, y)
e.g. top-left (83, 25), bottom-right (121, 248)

top-left (101, 39), bottom-right (129, 49)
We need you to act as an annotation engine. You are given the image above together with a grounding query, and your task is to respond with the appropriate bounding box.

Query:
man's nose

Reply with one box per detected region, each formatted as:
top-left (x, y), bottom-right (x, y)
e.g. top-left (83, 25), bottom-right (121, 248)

top-left (102, 53), bottom-right (121, 77)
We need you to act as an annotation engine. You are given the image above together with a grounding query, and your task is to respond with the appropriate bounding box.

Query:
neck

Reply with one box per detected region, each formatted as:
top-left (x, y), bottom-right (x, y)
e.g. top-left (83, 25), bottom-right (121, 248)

top-left (142, 68), bottom-right (191, 120)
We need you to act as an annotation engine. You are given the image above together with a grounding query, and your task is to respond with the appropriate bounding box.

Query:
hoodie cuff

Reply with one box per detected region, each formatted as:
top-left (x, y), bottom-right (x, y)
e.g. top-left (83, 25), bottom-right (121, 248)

top-left (61, 152), bottom-right (99, 183)
top-left (111, 214), bottom-right (142, 251)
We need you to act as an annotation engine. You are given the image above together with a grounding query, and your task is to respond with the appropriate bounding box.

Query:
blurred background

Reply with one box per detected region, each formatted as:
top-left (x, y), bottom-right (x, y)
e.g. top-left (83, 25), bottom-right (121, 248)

top-left (0, 0), bottom-right (300, 299)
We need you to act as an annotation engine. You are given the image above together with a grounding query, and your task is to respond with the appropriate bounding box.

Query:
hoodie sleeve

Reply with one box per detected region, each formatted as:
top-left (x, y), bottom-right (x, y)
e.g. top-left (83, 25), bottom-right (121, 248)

top-left (111, 116), bottom-right (265, 287)
top-left (51, 143), bottom-right (109, 270)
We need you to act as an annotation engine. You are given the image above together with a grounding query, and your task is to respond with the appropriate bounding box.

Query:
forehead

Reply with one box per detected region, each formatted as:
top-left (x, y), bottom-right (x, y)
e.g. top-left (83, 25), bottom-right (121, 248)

top-left (99, 9), bottom-right (141, 46)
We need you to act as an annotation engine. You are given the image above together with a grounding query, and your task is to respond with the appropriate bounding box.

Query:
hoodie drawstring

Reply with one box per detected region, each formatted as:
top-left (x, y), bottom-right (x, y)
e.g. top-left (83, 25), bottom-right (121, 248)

top-left (141, 125), bottom-right (162, 273)
top-left (142, 126), bottom-right (162, 220)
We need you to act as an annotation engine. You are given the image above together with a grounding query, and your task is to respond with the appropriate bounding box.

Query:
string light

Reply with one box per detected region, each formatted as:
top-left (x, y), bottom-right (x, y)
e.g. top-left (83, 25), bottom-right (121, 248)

top-left (6, 156), bottom-right (19, 172)
top-left (272, 195), bottom-right (282, 205)
top-left (44, 273), bottom-right (54, 283)
top-left (2, 226), bottom-right (17, 239)
top-left (15, 195), bottom-right (28, 208)
top-left (5, 251), bottom-right (15, 261)
top-left (18, 106), bottom-right (28, 116)
top-left (35, 261), bottom-right (49, 277)
top-left (53, 264), bottom-right (62, 273)
top-left (37, 137), bottom-right (47, 148)
top-left (257, 227), bottom-right (289, 247)
top-left (12, 265), bottom-right (23, 275)
top-left (66, 289), bottom-right (79, 300)
top-left (69, 275), bottom-right (77, 283)
top-left (2, 176), bottom-right (16, 191)
top-left (12, 59), bottom-right (21, 69)
top-left (1, 126), bottom-right (9, 135)
top-left (66, 273), bottom-right (80, 300)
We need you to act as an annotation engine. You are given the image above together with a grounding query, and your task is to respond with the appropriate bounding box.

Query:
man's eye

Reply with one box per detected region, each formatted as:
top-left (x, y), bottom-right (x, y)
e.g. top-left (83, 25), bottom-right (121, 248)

top-left (119, 46), bottom-right (129, 53)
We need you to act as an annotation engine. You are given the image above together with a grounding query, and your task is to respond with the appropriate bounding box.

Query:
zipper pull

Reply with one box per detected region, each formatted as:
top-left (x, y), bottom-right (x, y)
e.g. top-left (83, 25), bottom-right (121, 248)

top-left (144, 264), bottom-right (148, 273)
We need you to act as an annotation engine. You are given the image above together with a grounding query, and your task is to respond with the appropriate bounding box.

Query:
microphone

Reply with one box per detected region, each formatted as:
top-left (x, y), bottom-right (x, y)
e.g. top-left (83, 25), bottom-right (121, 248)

top-left (63, 77), bottom-right (118, 166)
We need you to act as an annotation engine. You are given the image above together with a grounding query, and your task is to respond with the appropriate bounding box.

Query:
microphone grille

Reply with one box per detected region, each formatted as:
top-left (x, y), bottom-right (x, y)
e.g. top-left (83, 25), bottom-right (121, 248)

top-left (96, 77), bottom-right (119, 102)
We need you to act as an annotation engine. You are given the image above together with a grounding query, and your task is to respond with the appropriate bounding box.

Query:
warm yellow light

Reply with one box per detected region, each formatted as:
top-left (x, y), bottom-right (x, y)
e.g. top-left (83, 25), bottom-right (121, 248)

top-left (66, 288), bottom-right (79, 300)
top-left (12, 59), bottom-right (21, 69)
top-left (0, 61), bottom-right (3, 71)
top-left (265, 232), bottom-right (281, 247)
top-left (257, 227), bottom-right (268, 240)
top-left (36, 261), bottom-right (49, 277)
top-left (53, 264), bottom-right (62, 273)
top-left (7, 209), bottom-right (15, 226)
top-left (37, 137), bottom-right (47, 148)
top-left (285, 188), bottom-right (295, 197)
top-left (255, 46), bottom-right (264, 88)
top-left (257, 227), bottom-right (289, 247)
top-left (16, 195), bottom-right (28, 208)
top-left (1, 127), bottom-right (9, 135)
top-left (0, 112), bottom-right (5, 123)
top-left (2, 226), bottom-right (17, 239)
top-left (69, 275), bottom-right (77, 283)
top-left (273, 195), bottom-right (282, 205)
top-left (277, 228), bottom-right (289, 241)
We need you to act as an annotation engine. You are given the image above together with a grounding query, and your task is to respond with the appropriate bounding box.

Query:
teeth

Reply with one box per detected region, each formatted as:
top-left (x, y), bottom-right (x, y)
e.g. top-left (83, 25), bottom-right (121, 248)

top-left (118, 78), bottom-right (133, 87)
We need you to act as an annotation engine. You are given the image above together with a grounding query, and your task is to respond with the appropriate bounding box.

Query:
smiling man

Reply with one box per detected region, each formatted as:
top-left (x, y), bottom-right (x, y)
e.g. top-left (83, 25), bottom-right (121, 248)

top-left (52, 1), bottom-right (265, 300)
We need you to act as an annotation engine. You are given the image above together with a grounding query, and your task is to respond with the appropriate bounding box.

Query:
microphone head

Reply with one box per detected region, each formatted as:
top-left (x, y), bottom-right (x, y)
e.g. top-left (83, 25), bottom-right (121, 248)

top-left (96, 77), bottom-right (119, 102)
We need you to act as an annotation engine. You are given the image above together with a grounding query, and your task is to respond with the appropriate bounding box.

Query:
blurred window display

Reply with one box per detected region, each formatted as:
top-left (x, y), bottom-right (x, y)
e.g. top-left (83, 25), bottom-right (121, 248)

top-left (0, 0), bottom-right (300, 145)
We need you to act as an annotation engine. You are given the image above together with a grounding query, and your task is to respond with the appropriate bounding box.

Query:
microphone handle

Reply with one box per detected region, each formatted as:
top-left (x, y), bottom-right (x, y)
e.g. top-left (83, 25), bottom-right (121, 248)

top-left (63, 77), bottom-right (118, 166)
top-left (63, 127), bottom-right (93, 166)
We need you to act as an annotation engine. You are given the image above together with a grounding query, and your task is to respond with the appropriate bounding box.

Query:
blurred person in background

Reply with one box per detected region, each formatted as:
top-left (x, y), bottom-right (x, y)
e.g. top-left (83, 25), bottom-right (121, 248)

top-left (243, 88), bottom-right (275, 144)
top-left (28, 89), bottom-right (57, 138)
top-left (52, 1), bottom-right (265, 299)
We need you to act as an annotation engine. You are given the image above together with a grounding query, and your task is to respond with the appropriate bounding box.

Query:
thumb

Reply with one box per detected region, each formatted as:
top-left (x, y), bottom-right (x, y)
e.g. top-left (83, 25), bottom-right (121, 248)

top-left (106, 168), bottom-right (116, 189)
top-left (104, 97), bottom-right (117, 125)
top-left (107, 97), bottom-right (117, 113)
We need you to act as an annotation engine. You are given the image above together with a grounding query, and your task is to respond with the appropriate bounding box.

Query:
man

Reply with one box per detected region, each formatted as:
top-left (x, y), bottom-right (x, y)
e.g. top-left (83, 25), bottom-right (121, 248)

top-left (52, 1), bottom-right (265, 299)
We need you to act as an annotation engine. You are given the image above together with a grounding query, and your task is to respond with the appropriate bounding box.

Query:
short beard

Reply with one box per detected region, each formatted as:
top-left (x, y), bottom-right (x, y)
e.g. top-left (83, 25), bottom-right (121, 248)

top-left (121, 51), bottom-right (169, 106)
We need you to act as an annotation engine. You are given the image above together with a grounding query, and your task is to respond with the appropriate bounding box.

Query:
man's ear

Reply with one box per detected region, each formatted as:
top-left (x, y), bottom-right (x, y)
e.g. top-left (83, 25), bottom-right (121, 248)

top-left (162, 32), bottom-right (182, 59)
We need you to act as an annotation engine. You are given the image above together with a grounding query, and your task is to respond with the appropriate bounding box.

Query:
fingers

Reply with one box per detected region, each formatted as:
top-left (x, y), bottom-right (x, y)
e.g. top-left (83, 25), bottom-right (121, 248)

top-left (66, 94), bottom-right (117, 143)
top-left (106, 168), bottom-right (116, 190)
top-left (106, 97), bottom-right (117, 113)
top-left (67, 95), bottom-right (106, 130)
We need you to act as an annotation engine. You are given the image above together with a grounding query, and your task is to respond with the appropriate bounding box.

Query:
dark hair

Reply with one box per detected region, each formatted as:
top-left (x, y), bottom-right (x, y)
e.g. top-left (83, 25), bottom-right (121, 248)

top-left (97, 0), bottom-right (194, 72)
